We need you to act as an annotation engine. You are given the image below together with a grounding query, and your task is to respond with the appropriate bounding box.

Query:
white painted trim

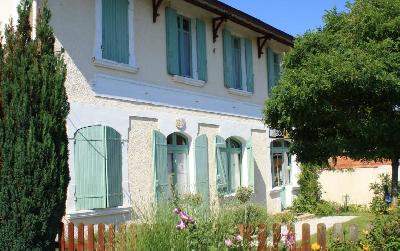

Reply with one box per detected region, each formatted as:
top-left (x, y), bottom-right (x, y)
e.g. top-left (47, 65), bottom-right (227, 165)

top-left (269, 187), bottom-right (283, 195)
top-left (91, 74), bottom-right (263, 119)
top-left (66, 206), bottom-right (132, 221)
top-left (93, 58), bottom-right (139, 74)
top-left (31, 0), bottom-right (37, 39)
top-left (172, 75), bottom-right (205, 87)
top-left (94, 0), bottom-right (137, 67)
top-left (228, 88), bottom-right (252, 97)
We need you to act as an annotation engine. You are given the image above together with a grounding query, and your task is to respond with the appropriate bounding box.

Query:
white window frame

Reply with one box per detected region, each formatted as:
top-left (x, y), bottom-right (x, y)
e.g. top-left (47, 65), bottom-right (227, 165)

top-left (93, 0), bottom-right (138, 73)
top-left (227, 33), bottom-right (250, 95)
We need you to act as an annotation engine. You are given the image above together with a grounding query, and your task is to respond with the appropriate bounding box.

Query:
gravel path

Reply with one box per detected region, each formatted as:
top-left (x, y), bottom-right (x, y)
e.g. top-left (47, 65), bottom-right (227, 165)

top-left (282, 216), bottom-right (358, 241)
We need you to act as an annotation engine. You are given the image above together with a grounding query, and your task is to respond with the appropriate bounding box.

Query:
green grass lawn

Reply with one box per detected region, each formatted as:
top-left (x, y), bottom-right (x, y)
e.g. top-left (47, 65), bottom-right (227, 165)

top-left (298, 212), bottom-right (375, 246)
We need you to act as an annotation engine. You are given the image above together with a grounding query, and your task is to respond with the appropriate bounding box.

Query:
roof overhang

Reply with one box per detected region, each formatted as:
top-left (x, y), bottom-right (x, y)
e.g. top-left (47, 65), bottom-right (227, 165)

top-left (183, 0), bottom-right (294, 47)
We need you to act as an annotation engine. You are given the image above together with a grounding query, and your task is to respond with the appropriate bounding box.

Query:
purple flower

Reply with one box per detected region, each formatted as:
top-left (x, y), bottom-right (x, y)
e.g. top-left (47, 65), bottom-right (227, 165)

top-left (235, 235), bottom-right (243, 242)
top-left (176, 220), bottom-right (186, 230)
top-left (179, 211), bottom-right (194, 223)
top-left (284, 231), bottom-right (296, 248)
top-left (173, 208), bottom-right (181, 214)
top-left (224, 239), bottom-right (233, 247)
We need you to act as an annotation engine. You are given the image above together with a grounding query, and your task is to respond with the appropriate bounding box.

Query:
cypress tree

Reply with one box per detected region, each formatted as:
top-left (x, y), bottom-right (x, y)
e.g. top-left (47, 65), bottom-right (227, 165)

top-left (0, 1), bottom-right (70, 249)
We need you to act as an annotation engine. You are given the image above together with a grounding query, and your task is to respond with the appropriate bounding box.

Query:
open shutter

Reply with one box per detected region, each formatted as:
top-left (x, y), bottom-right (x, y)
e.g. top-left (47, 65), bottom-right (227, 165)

top-left (246, 138), bottom-right (255, 189)
top-left (165, 7), bottom-right (179, 75)
top-left (196, 19), bottom-right (208, 81)
top-left (245, 38), bottom-right (254, 92)
top-left (153, 130), bottom-right (168, 202)
top-left (267, 47), bottom-right (275, 96)
top-left (102, 0), bottom-right (129, 64)
top-left (215, 136), bottom-right (228, 194)
top-left (223, 30), bottom-right (233, 88)
top-left (105, 126), bottom-right (123, 208)
top-left (75, 126), bottom-right (107, 210)
top-left (195, 135), bottom-right (209, 206)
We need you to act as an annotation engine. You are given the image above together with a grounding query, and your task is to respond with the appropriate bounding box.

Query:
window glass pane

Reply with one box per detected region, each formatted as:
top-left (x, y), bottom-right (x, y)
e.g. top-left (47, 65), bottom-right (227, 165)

top-left (232, 37), bottom-right (242, 89)
top-left (176, 134), bottom-right (187, 145)
top-left (272, 141), bottom-right (282, 148)
top-left (284, 141), bottom-right (290, 148)
top-left (272, 154), bottom-right (283, 187)
top-left (167, 134), bottom-right (173, 145)
top-left (177, 16), bottom-right (192, 78)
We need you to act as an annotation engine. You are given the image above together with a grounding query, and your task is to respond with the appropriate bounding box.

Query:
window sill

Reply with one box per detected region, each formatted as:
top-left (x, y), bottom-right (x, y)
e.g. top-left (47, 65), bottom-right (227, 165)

top-left (93, 58), bottom-right (139, 74)
top-left (66, 206), bottom-right (132, 221)
top-left (228, 88), bottom-right (253, 97)
top-left (172, 75), bottom-right (205, 87)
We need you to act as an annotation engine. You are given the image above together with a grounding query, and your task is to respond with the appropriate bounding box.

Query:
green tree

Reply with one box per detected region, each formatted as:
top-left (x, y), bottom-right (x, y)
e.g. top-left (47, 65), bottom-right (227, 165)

top-left (0, 1), bottom-right (70, 249)
top-left (264, 0), bottom-right (400, 206)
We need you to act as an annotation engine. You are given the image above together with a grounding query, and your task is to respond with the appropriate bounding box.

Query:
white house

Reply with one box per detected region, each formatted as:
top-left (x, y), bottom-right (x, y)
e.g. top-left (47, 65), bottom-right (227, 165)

top-left (1, 0), bottom-right (299, 224)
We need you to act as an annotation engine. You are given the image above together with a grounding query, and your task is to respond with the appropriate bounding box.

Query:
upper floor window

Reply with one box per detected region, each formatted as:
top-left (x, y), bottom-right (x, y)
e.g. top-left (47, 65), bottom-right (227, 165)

top-left (166, 7), bottom-right (208, 81)
top-left (94, 0), bottom-right (136, 68)
top-left (267, 48), bottom-right (282, 96)
top-left (223, 30), bottom-right (254, 93)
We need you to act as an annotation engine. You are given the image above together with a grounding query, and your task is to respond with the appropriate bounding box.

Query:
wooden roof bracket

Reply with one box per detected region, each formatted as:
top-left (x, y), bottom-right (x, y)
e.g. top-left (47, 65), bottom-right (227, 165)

top-left (153, 0), bottom-right (164, 23)
top-left (212, 16), bottom-right (227, 43)
top-left (257, 35), bottom-right (271, 58)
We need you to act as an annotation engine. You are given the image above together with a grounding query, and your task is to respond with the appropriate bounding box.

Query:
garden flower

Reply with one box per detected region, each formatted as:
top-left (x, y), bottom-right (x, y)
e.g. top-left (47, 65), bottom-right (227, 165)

top-left (285, 231), bottom-right (296, 248)
top-left (363, 244), bottom-right (370, 251)
top-left (176, 220), bottom-right (186, 230)
top-left (362, 229), bottom-right (369, 235)
top-left (235, 234), bottom-right (242, 242)
top-left (311, 243), bottom-right (320, 251)
top-left (173, 208), bottom-right (181, 214)
top-left (179, 211), bottom-right (194, 223)
top-left (224, 239), bottom-right (233, 247)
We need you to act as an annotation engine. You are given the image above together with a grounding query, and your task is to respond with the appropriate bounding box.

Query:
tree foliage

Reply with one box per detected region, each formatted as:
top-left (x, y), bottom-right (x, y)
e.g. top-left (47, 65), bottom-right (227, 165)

top-left (0, 1), bottom-right (70, 249)
top-left (264, 0), bottom-right (400, 204)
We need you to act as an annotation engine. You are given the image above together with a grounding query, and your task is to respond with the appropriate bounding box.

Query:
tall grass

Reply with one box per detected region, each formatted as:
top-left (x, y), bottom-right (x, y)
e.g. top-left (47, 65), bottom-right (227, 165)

top-left (118, 189), bottom-right (271, 250)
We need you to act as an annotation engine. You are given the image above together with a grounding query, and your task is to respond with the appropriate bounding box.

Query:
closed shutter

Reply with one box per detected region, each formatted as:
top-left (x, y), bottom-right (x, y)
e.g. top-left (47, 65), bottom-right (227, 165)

top-left (215, 136), bottom-right (228, 194)
top-left (245, 39), bottom-right (254, 92)
top-left (75, 126), bottom-right (107, 210)
top-left (246, 138), bottom-right (255, 189)
top-left (165, 7), bottom-right (179, 75)
top-left (196, 19), bottom-right (208, 81)
top-left (102, 0), bottom-right (129, 64)
top-left (195, 135), bottom-right (209, 206)
top-left (267, 47), bottom-right (275, 96)
top-left (153, 130), bottom-right (168, 202)
top-left (105, 126), bottom-right (123, 208)
top-left (223, 30), bottom-right (233, 88)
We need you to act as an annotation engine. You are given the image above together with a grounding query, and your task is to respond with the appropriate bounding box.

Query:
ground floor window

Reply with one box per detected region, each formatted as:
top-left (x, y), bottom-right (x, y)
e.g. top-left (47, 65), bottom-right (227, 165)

top-left (74, 125), bottom-right (123, 210)
top-left (167, 133), bottom-right (189, 194)
top-left (271, 140), bottom-right (291, 188)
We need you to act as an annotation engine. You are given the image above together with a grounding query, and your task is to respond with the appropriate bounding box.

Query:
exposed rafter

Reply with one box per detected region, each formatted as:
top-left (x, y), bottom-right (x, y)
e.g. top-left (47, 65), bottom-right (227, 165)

top-left (257, 35), bottom-right (270, 58)
top-left (212, 16), bottom-right (227, 43)
top-left (152, 0), bottom-right (164, 23)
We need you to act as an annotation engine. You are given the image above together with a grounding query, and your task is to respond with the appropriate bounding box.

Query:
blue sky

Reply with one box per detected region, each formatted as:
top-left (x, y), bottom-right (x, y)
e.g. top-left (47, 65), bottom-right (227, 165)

top-left (219, 1), bottom-right (349, 36)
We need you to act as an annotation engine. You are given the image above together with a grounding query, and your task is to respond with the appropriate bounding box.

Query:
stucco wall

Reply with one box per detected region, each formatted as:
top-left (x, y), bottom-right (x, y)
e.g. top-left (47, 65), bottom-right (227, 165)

top-left (319, 166), bottom-right (392, 205)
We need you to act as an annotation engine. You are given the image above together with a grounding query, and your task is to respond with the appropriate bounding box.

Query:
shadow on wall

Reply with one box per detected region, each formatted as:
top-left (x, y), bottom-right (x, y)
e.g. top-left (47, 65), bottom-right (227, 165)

top-left (254, 160), bottom-right (266, 205)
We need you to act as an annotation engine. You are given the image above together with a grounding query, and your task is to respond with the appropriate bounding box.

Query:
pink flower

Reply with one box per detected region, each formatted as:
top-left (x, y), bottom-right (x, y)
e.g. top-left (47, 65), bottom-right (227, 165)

top-left (179, 211), bottom-right (194, 223)
top-left (173, 208), bottom-right (181, 214)
top-left (224, 239), bottom-right (233, 247)
top-left (235, 235), bottom-right (243, 242)
top-left (176, 220), bottom-right (186, 230)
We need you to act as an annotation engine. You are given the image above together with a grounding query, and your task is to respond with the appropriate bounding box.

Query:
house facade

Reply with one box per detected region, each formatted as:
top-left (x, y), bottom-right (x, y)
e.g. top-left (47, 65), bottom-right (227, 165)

top-left (1, 0), bottom-right (299, 224)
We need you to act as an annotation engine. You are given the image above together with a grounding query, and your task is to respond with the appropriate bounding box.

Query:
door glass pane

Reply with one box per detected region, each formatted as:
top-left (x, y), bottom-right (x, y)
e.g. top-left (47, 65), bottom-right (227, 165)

top-left (231, 152), bottom-right (241, 192)
top-left (167, 153), bottom-right (174, 184)
top-left (174, 153), bottom-right (188, 193)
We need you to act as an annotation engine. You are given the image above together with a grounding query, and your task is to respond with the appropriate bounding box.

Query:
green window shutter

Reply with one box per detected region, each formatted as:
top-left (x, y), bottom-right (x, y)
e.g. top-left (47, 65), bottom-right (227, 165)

top-left (153, 130), bottom-right (168, 202)
top-left (267, 47), bottom-right (275, 96)
top-left (196, 19), bottom-right (208, 82)
top-left (223, 30), bottom-right (233, 88)
top-left (246, 138), bottom-right (255, 189)
top-left (75, 126), bottom-right (107, 210)
top-left (274, 53), bottom-right (282, 84)
top-left (245, 38), bottom-right (254, 93)
top-left (165, 7), bottom-right (179, 75)
top-left (215, 135), bottom-right (228, 194)
top-left (105, 126), bottom-right (123, 208)
top-left (195, 134), bottom-right (209, 206)
top-left (102, 0), bottom-right (129, 64)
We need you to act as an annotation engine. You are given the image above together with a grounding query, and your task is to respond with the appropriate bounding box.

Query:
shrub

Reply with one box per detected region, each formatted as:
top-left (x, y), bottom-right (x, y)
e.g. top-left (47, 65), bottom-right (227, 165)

top-left (369, 174), bottom-right (400, 214)
top-left (292, 164), bottom-right (321, 214)
top-left (362, 207), bottom-right (400, 250)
